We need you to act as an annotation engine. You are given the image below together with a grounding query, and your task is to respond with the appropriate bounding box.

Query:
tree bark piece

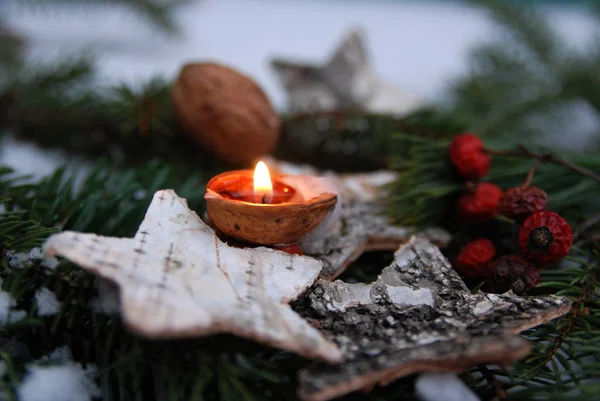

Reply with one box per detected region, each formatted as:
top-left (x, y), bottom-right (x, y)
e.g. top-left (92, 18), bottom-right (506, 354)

top-left (302, 201), bottom-right (451, 280)
top-left (297, 236), bottom-right (571, 401)
top-left (264, 157), bottom-right (450, 280)
top-left (264, 156), bottom-right (398, 204)
top-left (43, 190), bottom-right (342, 363)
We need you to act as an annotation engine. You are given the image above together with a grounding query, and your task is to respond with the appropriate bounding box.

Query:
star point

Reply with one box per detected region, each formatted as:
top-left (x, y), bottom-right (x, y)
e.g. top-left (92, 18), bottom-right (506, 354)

top-left (43, 189), bottom-right (342, 363)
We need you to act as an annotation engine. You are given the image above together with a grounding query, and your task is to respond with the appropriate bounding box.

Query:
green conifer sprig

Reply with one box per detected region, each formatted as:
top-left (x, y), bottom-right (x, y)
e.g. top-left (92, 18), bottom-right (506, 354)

top-left (450, 0), bottom-right (600, 147)
top-left (0, 161), bottom-right (416, 401)
top-left (465, 248), bottom-right (600, 400)
top-left (1, 0), bottom-right (600, 399)
top-left (386, 133), bottom-right (600, 230)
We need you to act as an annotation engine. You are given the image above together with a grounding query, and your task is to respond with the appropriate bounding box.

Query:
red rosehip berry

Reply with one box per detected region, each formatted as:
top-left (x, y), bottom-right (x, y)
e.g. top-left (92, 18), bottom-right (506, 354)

top-left (499, 186), bottom-right (548, 222)
top-left (275, 244), bottom-right (304, 256)
top-left (457, 182), bottom-right (503, 223)
top-left (449, 133), bottom-right (491, 180)
top-left (454, 238), bottom-right (496, 280)
top-left (518, 211), bottom-right (572, 264)
top-left (491, 255), bottom-right (540, 295)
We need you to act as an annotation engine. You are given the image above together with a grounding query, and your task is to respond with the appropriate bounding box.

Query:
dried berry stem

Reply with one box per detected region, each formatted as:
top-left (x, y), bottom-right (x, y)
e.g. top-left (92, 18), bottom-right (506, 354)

top-left (574, 212), bottom-right (600, 242)
top-left (522, 161), bottom-right (541, 188)
top-left (545, 270), bottom-right (596, 365)
top-left (485, 145), bottom-right (600, 184)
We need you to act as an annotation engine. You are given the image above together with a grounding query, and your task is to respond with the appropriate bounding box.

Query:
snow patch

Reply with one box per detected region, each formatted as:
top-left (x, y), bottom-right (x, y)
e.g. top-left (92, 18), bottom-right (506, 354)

top-left (0, 287), bottom-right (27, 325)
top-left (28, 248), bottom-right (43, 260)
top-left (18, 346), bottom-right (99, 401)
top-left (35, 287), bottom-right (61, 316)
top-left (18, 364), bottom-right (99, 401)
top-left (41, 255), bottom-right (60, 270)
top-left (416, 373), bottom-right (480, 401)
top-left (7, 251), bottom-right (32, 269)
top-left (6, 247), bottom-right (59, 270)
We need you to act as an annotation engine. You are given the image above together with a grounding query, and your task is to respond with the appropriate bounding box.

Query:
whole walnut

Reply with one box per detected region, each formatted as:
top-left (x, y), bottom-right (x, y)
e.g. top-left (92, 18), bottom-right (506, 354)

top-left (171, 63), bottom-right (280, 166)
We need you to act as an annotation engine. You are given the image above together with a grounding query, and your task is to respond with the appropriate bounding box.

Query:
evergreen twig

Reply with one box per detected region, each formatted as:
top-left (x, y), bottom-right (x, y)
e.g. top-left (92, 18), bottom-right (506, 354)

top-left (486, 145), bottom-right (600, 184)
top-left (387, 133), bottom-right (600, 229)
top-left (450, 1), bottom-right (600, 149)
top-left (545, 270), bottom-right (596, 365)
top-left (574, 213), bottom-right (600, 241)
top-left (0, 0), bottom-right (599, 399)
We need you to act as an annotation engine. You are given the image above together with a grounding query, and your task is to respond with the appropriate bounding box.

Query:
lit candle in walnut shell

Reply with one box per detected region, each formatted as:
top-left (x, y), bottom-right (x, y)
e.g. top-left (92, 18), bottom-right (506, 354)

top-left (205, 161), bottom-right (339, 246)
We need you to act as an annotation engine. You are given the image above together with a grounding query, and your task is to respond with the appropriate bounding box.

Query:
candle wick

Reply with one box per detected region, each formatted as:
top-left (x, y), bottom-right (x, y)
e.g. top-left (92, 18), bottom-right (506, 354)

top-left (261, 194), bottom-right (267, 204)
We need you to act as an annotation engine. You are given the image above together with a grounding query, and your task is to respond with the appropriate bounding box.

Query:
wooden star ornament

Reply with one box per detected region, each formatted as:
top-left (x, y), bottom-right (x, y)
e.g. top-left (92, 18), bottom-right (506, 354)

top-left (271, 28), bottom-right (423, 115)
top-left (43, 190), bottom-right (342, 363)
top-left (296, 237), bottom-right (572, 401)
top-left (264, 157), bottom-right (451, 280)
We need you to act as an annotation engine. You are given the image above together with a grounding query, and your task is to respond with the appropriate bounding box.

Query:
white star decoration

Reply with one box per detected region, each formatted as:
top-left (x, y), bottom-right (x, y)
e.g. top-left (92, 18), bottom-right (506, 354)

top-left (271, 28), bottom-right (423, 115)
top-left (43, 190), bottom-right (342, 363)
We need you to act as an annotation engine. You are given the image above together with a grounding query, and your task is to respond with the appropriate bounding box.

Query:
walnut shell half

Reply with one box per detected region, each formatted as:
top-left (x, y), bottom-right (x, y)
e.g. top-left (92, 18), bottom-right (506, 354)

top-left (172, 62), bottom-right (280, 166)
top-left (205, 170), bottom-right (338, 245)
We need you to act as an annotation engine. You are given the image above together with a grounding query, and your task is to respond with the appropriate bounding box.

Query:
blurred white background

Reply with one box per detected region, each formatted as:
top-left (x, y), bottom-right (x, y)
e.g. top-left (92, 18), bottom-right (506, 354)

top-left (1, 0), bottom-right (597, 176)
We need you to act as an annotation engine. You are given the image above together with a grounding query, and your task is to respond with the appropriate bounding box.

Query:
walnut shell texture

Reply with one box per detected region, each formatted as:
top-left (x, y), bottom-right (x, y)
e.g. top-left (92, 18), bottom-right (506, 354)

top-left (205, 170), bottom-right (338, 245)
top-left (172, 62), bottom-right (281, 166)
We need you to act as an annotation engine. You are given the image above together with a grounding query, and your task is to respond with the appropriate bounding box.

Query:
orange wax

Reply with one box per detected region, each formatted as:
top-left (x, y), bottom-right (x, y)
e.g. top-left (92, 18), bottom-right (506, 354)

top-left (214, 175), bottom-right (295, 204)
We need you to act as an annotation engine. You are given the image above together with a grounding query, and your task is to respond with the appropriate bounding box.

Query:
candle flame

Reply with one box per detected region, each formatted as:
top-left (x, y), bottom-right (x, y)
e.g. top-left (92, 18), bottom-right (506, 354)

top-left (253, 161), bottom-right (273, 204)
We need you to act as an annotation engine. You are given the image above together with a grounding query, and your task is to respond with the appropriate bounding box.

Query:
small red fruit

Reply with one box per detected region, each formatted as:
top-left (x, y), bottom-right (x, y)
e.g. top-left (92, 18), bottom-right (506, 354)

top-left (457, 182), bottom-right (503, 223)
top-left (499, 186), bottom-right (548, 222)
top-left (454, 238), bottom-right (496, 280)
top-left (275, 244), bottom-right (303, 256)
top-left (518, 211), bottom-right (572, 264)
top-left (449, 133), bottom-right (491, 180)
top-left (491, 255), bottom-right (540, 295)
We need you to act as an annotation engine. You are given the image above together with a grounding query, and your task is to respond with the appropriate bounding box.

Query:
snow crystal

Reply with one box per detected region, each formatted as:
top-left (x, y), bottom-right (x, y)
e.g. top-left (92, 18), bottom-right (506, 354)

top-left (18, 364), bottom-right (100, 401)
top-left (415, 373), bottom-right (480, 401)
top-left (0, 290), bottom-right (26, 325)
top-left (35, 288), bottom-right (61, 316)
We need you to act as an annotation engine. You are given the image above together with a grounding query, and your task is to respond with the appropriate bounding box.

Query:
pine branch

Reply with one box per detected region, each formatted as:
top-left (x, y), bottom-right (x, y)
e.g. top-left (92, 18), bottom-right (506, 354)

top-left (469, 0), bottom-right (560, 65)
top-left (450, 1), bottom-right (600, 149)
top-left (0, 63), bottom-right (227, 172)
top-left (0, 161), bottom-right (296, 401)
top-left (0, 159), bottom-right (439, 401)
top-left (486, 145), bottom-right (600, 184)
top-left (545, 270), bottom-right (595, 365)
top-left (467, 247), bottom-right (600, 400)
top-left (387, 133), bottom-right (600, 230)
top-left (277, 108), bottom-right (463, 171)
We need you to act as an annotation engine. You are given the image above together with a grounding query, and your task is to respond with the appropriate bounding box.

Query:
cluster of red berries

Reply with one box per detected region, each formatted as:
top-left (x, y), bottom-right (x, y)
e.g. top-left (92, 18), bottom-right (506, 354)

top-left (448, 134), bottom-right (573, 295)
